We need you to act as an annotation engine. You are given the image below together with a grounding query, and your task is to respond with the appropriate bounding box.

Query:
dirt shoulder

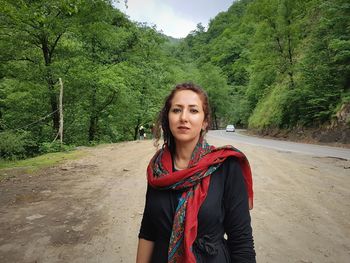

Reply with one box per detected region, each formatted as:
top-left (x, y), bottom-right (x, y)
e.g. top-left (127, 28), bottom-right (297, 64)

top-left (0, 141), bottom-right (154, 263)
top-left (0, 138), bottom-right (349, 263)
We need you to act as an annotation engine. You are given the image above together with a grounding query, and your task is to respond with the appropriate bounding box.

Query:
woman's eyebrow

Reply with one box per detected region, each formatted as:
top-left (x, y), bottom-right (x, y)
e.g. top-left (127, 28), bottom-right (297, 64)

top-left (172, 104), bottom-right (199, 107)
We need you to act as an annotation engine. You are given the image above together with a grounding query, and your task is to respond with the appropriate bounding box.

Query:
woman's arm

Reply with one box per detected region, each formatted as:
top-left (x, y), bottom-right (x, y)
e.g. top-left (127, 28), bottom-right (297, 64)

top-left (223, 158), bottom-right (256, 262)
top-left (137, 185), bottom-right (156, 262)
top-left (136, 238), bottom-right (155, 263)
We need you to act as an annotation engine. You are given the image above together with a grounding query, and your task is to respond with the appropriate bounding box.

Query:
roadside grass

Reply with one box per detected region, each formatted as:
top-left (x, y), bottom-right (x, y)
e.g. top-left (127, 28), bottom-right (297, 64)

top-left (0, 150), bottom-right (87, 181)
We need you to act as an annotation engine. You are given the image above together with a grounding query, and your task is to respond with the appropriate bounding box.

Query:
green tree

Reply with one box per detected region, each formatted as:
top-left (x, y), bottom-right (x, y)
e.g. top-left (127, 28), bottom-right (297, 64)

top-left (197, 63), bottom-right (231, 129)
top-left (1, 0), bottom-right (82, 135)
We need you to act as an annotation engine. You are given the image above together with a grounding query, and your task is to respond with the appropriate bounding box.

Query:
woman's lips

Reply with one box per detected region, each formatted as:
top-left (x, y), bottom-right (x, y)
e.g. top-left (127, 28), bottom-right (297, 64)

top-left (177, 126), bottom-right (190, 131)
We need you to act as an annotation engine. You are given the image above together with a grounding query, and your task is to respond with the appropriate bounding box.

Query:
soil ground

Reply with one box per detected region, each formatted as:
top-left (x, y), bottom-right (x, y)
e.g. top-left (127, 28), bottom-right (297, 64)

top-left (0, 136), bottom-right (349, 263)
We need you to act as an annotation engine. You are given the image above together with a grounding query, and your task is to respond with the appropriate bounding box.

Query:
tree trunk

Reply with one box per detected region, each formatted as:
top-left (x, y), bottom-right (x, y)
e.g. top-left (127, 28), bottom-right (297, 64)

top-left (212, 107), bottom-right (218, 130)
top-left (88, 86), bottom-right (97, 142)
top-left (214, 115), bottom-right (218, 130)
top-left (0, 109), bottom-right (3, 131)
top-left (287, 19), bottom-right (295, 88)
top-left (41, 34), bottom-right (60, 135)
top-left (49, 84), bottom-right (60, 132)
top-left (134, 118), bottom-right (141, 140)
top-left (88, 115), bottom-right (98, 142)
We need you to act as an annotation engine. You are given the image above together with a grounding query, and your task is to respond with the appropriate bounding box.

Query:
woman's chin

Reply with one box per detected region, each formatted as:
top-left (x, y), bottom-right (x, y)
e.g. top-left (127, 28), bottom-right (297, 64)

top-left (173, 135), bottom-right (200, 144)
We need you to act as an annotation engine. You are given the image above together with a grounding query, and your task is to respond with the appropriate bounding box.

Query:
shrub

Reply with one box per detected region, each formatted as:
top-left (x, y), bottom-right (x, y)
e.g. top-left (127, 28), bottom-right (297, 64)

top-left (39, 141), bottom-right (75, 154)
top-left (0, 131), bottom-right (36, 160)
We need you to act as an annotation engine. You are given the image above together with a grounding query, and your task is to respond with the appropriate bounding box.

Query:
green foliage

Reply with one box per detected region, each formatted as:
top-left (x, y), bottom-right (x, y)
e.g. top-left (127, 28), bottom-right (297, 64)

top-left (248, 85), bottom-right (286, 129)
top-left (0, 0), bottom-right (176, 159)
top-left (197, 63), bottom-right (231, 128)
top-left (39, 142), bottom-right (75, 154)
top-left (227, 87), bottom-right (251, 127)
top-left (0, 131), bottom-right (36, 160)
top-left (178, 0), bottom-right (349, 131)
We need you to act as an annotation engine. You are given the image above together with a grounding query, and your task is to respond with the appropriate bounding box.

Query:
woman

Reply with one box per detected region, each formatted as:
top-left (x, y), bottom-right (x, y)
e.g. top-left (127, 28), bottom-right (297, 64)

top-left (136, 83), bottom-right (256, 263)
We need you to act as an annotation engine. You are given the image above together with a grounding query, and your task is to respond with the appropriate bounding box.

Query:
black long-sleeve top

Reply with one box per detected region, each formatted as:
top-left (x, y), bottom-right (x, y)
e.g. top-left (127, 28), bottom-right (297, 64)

top-left (138, 157), bottom-right (256, 262)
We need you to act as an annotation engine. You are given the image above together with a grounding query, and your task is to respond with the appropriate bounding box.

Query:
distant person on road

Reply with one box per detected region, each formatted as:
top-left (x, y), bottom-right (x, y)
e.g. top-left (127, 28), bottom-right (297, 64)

top-left (136, 83), bottom-right (256, 263)
top-left (139, 126), bottom-right (145, 140)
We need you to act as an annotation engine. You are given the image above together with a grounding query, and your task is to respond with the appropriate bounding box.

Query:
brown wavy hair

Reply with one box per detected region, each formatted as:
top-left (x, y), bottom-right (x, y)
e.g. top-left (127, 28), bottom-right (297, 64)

top-left (154, 83), bottom-right (211, 151)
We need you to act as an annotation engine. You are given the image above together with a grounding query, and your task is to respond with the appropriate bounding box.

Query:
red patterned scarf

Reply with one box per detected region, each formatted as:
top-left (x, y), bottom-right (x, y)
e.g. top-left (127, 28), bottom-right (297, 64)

top-left (147, 138), bottom-right (253, 263)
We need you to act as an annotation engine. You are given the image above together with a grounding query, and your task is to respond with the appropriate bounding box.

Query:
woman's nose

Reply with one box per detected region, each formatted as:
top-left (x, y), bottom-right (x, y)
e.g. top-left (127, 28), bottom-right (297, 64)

top-left (180, 110), bottom-right (188, 122)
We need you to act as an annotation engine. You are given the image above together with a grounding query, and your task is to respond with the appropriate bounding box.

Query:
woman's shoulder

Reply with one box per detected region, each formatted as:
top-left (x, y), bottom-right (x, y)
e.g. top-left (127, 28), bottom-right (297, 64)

top-left (222, 155), bottom-right (241, 169)
top-left (218, 156), bottom-right (245, 185)
top-left (209, 156), bottom-right (241, 183)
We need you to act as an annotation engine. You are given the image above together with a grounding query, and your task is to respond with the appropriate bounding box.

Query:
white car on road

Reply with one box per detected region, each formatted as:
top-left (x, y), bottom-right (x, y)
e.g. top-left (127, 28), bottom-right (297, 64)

top-left (225, 125), bottom-right (235, 132)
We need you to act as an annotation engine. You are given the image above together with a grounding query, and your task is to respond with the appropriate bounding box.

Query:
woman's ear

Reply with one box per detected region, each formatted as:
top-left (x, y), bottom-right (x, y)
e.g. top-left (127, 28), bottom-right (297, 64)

top-left (202, 121), bottom-right (208, 131)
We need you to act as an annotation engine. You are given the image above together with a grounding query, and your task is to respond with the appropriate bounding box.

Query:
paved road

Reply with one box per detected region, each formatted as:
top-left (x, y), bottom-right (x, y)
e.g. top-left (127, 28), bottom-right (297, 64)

top-left (207, 130), bottom-right (350, 160)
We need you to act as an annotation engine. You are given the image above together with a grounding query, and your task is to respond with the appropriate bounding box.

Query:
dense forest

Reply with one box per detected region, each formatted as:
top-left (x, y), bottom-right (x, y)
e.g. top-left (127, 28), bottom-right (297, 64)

top-left (0, 0), bottom-right (349, 159)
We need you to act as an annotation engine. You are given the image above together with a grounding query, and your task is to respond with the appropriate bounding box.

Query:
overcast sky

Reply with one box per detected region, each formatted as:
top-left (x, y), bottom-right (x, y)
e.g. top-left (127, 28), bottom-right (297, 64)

top-left (114, 0), bottom-right (234, 38)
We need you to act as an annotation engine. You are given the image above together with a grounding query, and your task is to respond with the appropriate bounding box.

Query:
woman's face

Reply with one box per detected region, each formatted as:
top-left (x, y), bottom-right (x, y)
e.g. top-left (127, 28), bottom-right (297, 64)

top-left (168, 90), bottom-right (207, 146)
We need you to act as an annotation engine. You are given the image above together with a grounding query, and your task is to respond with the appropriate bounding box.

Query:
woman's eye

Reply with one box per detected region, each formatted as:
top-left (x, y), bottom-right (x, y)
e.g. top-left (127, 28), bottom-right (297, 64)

top-left (190, 109), bottom-right (199, 113)
top-left (172, 108), bottom-right (181, 113)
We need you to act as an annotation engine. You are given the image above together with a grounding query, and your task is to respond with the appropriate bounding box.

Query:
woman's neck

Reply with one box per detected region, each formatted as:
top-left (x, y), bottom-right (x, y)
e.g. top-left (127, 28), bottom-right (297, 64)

top-left (174, 140), bottom-right (198, 169)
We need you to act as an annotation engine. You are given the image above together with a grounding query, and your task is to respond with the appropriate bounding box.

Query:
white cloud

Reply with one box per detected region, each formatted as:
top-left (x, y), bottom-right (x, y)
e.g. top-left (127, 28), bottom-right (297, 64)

top-left (114, 0), bottom-right (233, 38)
top-left (115, 0), bottom-right (197, 38)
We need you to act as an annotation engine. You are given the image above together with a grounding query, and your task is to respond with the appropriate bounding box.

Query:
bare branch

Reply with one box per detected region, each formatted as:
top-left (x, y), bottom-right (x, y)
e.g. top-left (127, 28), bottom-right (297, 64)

top-left (49, 33), bottom-right (64, 57)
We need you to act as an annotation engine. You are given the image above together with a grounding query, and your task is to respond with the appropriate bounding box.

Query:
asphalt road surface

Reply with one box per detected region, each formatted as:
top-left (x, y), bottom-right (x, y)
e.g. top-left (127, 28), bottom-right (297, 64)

top-left (208, 130), bottom-right (350, 160)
